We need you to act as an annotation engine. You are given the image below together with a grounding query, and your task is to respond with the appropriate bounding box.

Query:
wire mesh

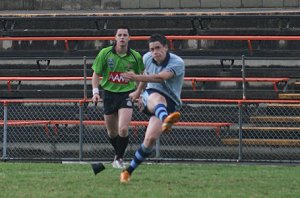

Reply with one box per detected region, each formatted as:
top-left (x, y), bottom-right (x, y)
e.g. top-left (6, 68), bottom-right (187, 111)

top-left (1, 100), bottom-right (299, 163)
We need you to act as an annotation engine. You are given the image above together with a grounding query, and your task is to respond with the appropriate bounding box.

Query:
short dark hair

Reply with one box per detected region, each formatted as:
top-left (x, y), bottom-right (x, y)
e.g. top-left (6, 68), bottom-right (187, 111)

top-left (148, 34), bottom-right (168, 46)
top-left (114, 25), bottom-right (131, 35)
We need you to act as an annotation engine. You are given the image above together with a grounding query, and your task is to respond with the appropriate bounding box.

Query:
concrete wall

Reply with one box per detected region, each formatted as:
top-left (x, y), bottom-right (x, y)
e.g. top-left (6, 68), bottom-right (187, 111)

top-left (0, 0), bottom-right (299, 10)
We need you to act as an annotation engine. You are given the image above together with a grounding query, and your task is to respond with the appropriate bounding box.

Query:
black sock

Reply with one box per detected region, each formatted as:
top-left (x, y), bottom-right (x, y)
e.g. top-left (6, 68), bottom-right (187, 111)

top-left (109, 136), bottom-right (118, 155)
top-left (116, 136), bottom-right (129, 159)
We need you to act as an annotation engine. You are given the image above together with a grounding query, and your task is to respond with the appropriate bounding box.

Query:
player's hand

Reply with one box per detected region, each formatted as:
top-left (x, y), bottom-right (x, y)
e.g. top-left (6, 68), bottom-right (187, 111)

top-left (137, 97), bottom-right (144, 112)
top-left (92, 94), bottom-right (101, 106)
top-left (129, 90), bottom-right (140, 102)
top-left (122, 72), bottom-right (136, 81)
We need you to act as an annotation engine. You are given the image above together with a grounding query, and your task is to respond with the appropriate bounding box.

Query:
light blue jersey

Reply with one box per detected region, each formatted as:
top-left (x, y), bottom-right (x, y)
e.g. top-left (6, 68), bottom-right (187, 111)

top-left (142, 51), bottom-right (185, 109)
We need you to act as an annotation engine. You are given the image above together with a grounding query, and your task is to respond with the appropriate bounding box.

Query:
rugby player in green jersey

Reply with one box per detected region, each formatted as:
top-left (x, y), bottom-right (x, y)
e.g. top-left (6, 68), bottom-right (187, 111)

top-left (91, 26), bottom-right (144, 169)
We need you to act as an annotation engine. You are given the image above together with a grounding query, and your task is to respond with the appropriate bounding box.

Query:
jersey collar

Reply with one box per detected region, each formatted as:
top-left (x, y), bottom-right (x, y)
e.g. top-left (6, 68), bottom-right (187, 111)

top-left (112, 43), bottom-right (131, 56)
top-left (152, 52), bottom-right (170, 67)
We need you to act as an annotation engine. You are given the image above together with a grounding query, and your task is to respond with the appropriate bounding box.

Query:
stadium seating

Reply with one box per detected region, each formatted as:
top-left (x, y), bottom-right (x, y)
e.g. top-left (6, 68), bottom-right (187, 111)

top-left (1, 10), bottom-right (300, 161)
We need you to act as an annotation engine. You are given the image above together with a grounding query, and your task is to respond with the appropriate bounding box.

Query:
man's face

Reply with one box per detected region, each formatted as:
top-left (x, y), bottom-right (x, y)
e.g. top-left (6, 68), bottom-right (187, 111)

top-left (149, 41), bottom-right (168, 65)
top-left (115, 29), bottom-right (130, 47)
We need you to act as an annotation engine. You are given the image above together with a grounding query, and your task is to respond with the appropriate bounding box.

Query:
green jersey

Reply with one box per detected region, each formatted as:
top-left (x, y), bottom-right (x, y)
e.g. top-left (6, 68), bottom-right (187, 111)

top-left (92, 46), bottom-right (144, 92)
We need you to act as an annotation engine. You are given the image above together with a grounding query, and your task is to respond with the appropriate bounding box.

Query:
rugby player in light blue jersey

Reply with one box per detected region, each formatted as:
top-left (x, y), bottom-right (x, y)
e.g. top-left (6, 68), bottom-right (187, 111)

top-left (120, 34), bottom-right (185, 183)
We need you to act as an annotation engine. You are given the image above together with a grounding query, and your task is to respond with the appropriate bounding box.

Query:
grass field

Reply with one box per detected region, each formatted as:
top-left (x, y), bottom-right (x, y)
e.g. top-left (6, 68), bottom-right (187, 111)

top-left (1, 162), bottom-right (300, 198)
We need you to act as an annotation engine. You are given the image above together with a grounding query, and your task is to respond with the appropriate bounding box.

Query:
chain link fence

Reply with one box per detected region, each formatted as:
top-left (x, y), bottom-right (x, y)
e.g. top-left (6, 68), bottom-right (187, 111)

top-left (1, 99), bottom-right (299, 163)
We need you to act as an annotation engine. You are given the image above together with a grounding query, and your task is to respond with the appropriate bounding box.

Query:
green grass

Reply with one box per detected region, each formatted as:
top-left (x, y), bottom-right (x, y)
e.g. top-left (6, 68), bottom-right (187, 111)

top-left (1, 162), bottom-right (300, 198)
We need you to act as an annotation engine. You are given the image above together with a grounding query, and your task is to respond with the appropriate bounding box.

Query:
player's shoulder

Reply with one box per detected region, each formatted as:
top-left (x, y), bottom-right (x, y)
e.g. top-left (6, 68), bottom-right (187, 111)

top-left (169, 52), bottom-right (184, 64)
top-left (143, 52), bottom-right (152, 61)
top-left (95, 46), bottom-right (114, 60)
top-left (100, 46), bottom-right (113, 53)
top-left (129, 48), bottom-right (142, 58)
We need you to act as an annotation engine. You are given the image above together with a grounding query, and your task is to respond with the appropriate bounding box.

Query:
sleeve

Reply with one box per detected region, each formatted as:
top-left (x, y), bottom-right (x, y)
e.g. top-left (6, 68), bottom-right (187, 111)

top-left (133, 51), bottom-right (145, 74)
top-left (92, 50), bottom-right (106, 75)
top-left (143, 52), bottom-right (153, 75)
top-left (166, 57), bottom-right (185, 77)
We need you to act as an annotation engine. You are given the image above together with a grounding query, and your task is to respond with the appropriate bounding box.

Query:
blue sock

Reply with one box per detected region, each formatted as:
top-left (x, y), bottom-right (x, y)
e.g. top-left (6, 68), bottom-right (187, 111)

top-left (154, 104), bottom-right (168, 122)
top-left (127, 144), bottom-right (153, 174)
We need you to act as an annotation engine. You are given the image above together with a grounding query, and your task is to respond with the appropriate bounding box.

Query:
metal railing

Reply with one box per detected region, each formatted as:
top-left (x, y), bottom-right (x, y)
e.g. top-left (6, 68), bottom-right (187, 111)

top-left (1, 35), bottom-right (300, 163)
top-left (1, 99), bottom-right (299, 163)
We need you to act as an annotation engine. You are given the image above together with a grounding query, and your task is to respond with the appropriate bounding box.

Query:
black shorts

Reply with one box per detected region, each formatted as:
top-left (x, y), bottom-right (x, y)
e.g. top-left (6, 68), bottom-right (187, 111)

top-left (102, 90), bottom-right (134, 115)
